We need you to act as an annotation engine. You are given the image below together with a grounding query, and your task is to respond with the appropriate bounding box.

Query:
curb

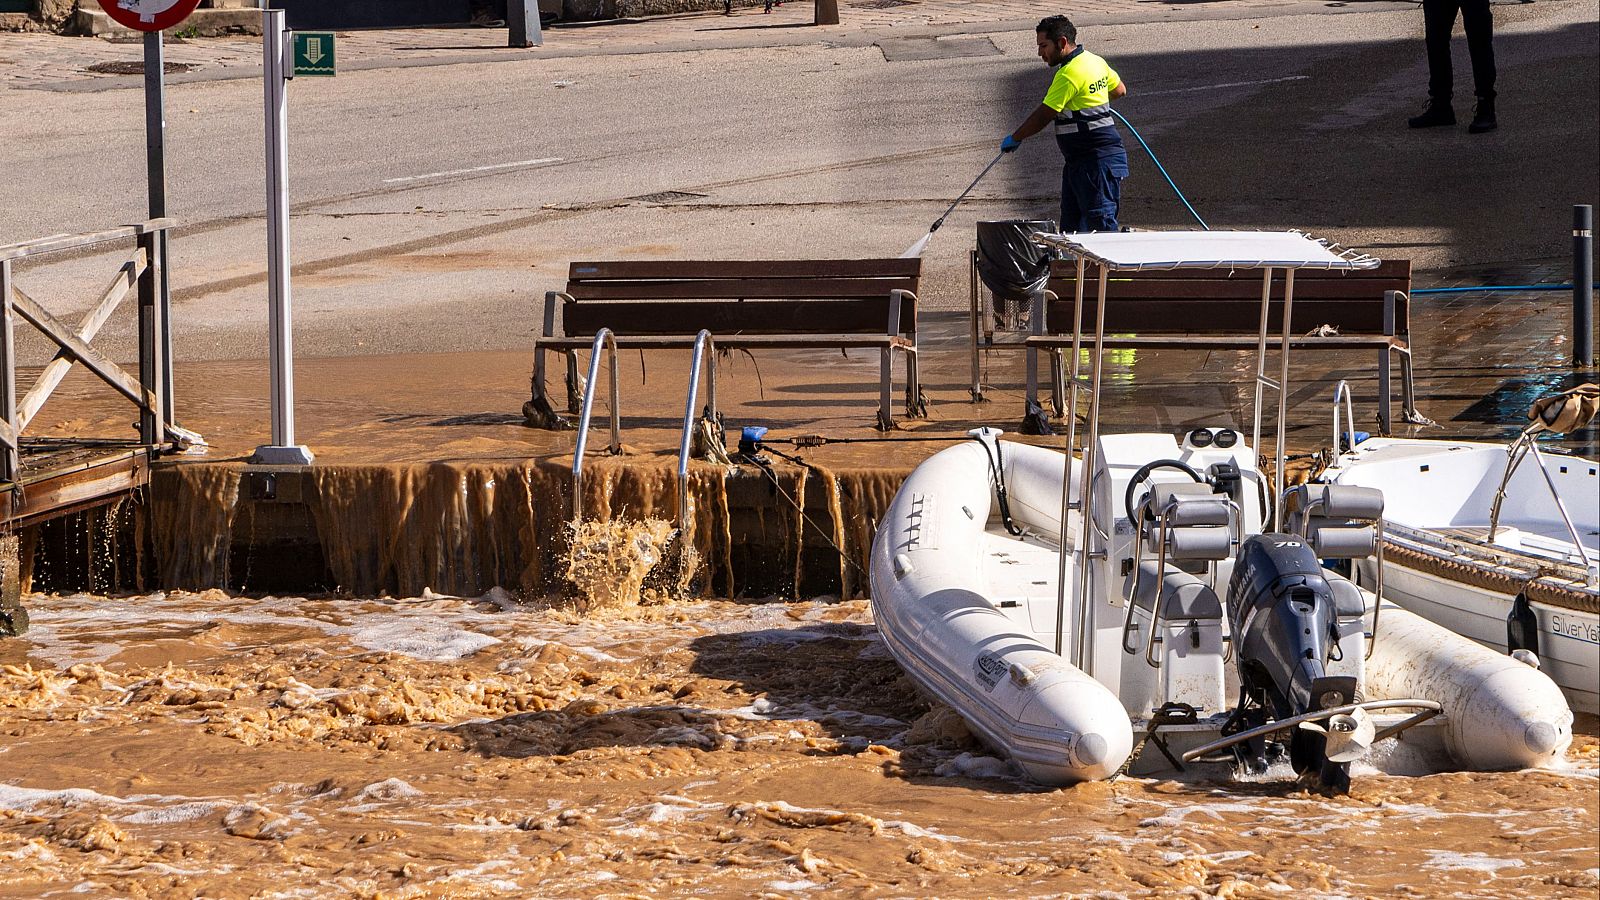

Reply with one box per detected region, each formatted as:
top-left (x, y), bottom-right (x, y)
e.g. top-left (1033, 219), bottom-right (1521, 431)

top-left (74, 7), bottom-right (262, 38)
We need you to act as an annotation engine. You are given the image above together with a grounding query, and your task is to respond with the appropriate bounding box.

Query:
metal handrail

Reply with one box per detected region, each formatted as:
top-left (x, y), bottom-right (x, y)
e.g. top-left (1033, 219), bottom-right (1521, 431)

top-left (1489, 434), bottom-right (1599, 588)
top-left (1331, 379), bottom-right (1357, 456)
top-left (677, 330), bottom-right (718, 542)
top-left (570, 329), bottom-right (622, 523)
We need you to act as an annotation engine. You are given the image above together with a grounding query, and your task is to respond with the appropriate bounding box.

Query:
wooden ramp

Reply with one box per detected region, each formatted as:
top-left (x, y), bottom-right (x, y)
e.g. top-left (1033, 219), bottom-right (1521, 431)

top-left (2, 439), bottom-right (151, 528)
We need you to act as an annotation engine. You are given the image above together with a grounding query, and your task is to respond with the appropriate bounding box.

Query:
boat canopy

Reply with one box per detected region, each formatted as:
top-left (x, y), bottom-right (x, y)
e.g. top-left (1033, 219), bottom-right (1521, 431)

top-left (1031, 230), bottom-right (1380, 272)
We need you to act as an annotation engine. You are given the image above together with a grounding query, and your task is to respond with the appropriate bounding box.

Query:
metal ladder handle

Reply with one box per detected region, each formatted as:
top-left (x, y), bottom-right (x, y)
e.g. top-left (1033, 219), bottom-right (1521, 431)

top-left (677, 330), bottom-right (717, 542)
top-left (570, 328), bottom-right (622, 523)
top-left (1332, 379), bottom-right (1357, 456)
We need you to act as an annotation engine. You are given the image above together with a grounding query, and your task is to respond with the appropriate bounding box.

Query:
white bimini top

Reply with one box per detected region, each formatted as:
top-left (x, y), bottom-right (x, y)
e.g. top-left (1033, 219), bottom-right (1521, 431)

top-left (1030, 230), bottom-right (1381, 272)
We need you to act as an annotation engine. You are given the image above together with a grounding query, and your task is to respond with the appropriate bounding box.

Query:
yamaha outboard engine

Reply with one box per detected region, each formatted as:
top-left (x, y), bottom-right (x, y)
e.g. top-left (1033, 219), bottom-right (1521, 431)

top-left (1224, 534), bottom-right (1360, 792)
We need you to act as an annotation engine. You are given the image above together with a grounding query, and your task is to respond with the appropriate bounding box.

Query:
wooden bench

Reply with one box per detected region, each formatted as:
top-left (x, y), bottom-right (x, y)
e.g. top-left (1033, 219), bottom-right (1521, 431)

top-left (525, 258), bottom-right (925, 430)
top-left (992, 258), bottom-right (1420, 433)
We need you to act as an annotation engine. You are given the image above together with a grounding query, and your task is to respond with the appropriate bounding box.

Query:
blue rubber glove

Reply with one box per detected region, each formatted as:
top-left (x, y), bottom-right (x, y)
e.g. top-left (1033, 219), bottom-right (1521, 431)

top-left (1000, 135), bottom-right (1021, 153)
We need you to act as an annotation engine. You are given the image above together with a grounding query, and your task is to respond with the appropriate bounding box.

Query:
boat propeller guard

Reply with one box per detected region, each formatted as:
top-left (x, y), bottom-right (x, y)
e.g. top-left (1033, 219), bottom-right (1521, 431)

top-left (1180, 698), bottom-right (1442, 765)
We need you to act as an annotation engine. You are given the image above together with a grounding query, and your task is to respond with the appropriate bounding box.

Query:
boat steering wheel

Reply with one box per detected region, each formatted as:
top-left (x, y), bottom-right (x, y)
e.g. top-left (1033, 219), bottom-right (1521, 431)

top-left (1124, 459), bottom-right (1205, 524)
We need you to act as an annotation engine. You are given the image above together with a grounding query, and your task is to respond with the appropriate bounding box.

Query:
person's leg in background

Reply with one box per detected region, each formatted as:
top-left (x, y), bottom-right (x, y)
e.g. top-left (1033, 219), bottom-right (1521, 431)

top-left (1411, 0), bottom-right (1461, 127)
top-left (1461, 0), bottom-right (1497, 132)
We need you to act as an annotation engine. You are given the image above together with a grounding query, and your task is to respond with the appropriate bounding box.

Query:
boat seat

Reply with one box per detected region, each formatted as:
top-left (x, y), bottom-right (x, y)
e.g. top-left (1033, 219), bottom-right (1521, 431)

top-left (1142, 483), bottom-right (1233, 561)
top-left (1129, 562), bottom-right (1224, 620)
top-left (1286, 484), bottom-right (1385, 559)
top-left (1327, 577), bottom-right (1369, 621)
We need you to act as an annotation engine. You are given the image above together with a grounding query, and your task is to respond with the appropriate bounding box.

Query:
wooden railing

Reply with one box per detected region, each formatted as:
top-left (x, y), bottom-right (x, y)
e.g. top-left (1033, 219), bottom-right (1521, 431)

top-left (0, 219), bottom-right (201, 484)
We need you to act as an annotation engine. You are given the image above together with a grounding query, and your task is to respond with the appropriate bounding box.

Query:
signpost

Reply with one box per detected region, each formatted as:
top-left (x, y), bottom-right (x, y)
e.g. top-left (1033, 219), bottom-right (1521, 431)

top-left (98, 0), bottom-right (197, 441)
top-left (251, 8), bottom-right (318, 466)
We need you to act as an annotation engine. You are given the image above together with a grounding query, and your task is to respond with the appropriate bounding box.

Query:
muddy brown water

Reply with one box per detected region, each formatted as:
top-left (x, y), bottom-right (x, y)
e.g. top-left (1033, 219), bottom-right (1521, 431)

top-left (1, 582), bottom-right (1596, 899)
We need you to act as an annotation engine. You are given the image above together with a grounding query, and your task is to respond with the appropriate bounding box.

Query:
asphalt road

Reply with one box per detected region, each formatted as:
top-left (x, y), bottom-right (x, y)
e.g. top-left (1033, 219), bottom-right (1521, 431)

top-left (1, 0), bottom-right (1595, 362)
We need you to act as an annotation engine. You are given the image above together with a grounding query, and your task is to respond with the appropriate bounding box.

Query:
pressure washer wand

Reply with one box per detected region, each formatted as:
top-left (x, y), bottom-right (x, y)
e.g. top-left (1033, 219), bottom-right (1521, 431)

top-left (902, 151), bottom-right (1006, 258)
top-left (931, 151), bottom-right (1006, 234)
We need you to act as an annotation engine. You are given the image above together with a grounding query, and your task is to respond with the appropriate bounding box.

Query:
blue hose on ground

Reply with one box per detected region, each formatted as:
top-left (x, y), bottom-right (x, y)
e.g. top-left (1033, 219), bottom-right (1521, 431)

top-left (1411, 284), bottom-right (1597, 294)
top-left (1110, 108), bottom-right (1209, 231)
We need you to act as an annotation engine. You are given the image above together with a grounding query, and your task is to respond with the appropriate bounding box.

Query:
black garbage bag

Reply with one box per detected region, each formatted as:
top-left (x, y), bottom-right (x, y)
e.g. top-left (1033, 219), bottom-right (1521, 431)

top-left (976, 220), bottom-right (1057, 330)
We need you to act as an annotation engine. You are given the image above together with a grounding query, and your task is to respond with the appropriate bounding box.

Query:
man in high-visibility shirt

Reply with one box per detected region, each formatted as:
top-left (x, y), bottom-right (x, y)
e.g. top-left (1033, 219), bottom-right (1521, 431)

top-left (1002, 16), bottom-right (1129, 233)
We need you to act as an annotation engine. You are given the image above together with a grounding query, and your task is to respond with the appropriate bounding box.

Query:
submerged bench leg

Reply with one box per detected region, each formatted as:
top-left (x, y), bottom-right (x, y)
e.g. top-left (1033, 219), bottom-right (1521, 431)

top-left (523, 296), bottom-right (569, 429)
top-left (905, 348), bottom-right (928, 418)
top-left (565, 350), bottom-right (582, 413)
top-left (1050, 348), bottom-right (1067, 418)
top-left (878, 345), bottom-right (895, 431)
top-left (524, 343), bottom-right (568, 430)
top-left (1377, 344), bottom-right (1393, 436)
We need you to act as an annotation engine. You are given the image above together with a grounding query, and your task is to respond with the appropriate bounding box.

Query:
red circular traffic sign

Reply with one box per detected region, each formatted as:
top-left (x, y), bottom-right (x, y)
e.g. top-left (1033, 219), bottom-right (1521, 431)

top-left (96, 0), bottom-right (203, 33)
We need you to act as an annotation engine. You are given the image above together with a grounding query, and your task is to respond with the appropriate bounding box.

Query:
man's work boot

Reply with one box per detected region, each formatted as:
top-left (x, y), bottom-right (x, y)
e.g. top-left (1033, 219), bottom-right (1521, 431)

top-left (1468, 98), bottom-right (1497, 133)
top-left (1408, 99), bottom-right (1455, 128)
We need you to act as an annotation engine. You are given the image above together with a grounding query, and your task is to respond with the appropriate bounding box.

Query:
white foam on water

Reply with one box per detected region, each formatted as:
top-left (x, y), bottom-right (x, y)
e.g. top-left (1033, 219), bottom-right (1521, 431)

top-left (0, 784), bottom-right (128, 812)
top-left (1420, 850), bottom-right (1526, 875)
top-left (348, 621), bottom-right (500, 660)
top-left (770, 879), bottom-right (821, 891)
top-left (1137, 800), bottom-right (1286, 828)
top-left (120, 800), bottom-right (231, 825)
top-left (933, 752), bottom-right (1016, 780)
top-left (352, 778), bottom-right (424, 803)
top-left (882, 819), bottom-right (964, 843)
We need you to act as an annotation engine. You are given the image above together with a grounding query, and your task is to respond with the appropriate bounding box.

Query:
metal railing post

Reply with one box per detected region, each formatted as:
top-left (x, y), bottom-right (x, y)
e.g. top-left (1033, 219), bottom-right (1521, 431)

top-left (0, 260), bottom-right (16, 484)
top-left (570, 329), bottom-right (622, 523)
top-left (678, 330), bottom-right (717, 546)
top-left (137, 231), bottom-right (161, 446)
top-left (1575, 205), bottom-right (1594, 368)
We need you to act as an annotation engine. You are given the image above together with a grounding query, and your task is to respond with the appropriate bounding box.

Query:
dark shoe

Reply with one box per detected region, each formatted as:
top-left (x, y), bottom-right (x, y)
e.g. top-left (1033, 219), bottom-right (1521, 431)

top-left (1468, 98), bottom-right (1497, 133)
top-left (1408, 99), bottom-right (1455, 128)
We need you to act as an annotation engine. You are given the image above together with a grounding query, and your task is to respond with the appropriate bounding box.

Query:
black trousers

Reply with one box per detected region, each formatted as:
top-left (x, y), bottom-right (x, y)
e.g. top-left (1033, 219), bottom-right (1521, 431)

top-left (1424, 0), bottom-right (1496, 101)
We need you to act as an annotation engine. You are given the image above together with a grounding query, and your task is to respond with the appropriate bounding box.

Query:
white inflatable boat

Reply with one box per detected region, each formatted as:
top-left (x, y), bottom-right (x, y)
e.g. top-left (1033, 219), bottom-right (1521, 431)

top-left (1319, 425), bottom-right (1598, 714)
top-left (868, 232), bottom-right (1574, 788)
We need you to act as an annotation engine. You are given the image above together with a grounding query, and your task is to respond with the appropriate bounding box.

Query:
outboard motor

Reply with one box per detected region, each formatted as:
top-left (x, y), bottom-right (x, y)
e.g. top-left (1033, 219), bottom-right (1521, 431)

top-left (1224, 533), bottom-right (1359, 792)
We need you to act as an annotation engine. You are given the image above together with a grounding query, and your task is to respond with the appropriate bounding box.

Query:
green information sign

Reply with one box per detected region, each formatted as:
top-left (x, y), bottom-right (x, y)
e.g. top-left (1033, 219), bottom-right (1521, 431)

top-left (292, 32), bottom-right (336, 77)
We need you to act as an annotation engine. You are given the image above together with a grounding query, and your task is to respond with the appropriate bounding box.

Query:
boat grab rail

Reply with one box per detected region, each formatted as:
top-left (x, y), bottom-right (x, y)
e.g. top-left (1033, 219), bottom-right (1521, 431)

top-left (1180, 698), bottom-right (1442, 763)
top-left (1121, 495), bottom-right (1242, 666)
top-left (1489, 434), bottom-right (1599, 588)
top-left (1331, 380), bottom-right (1358, 455)
top-left (676, 330), bottom-right (718, 544)
top-left (570, 328), bottom-right (622, 524)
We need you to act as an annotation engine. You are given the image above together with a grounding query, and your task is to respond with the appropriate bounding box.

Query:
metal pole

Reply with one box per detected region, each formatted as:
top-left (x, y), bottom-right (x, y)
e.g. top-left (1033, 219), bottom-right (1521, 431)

top-left (507, 0), bottom-right (543, 48)
top-left (145, 32), bottom-right (177, 437)
top-left (0, 260), bottom-right (16, 485)
top-left (252, 9), bottom-right (313, 466)
top-left (1576, 205), bottom-right (1594, 368)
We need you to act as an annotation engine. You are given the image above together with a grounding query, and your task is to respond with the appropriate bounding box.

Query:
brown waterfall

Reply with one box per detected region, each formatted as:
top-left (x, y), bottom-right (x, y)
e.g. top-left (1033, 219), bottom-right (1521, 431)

top-left (119, 453), bottom-right (911, 601)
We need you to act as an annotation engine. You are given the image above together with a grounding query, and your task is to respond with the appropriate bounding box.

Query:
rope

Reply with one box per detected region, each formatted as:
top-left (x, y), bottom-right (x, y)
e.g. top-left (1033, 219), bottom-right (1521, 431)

top-left (747, 446), bottom-right (868, 579)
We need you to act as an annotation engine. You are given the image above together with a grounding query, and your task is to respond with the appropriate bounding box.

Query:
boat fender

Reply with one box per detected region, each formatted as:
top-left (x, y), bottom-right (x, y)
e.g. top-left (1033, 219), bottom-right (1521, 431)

top-left (1506, 591), bottom-right (1540, 659)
